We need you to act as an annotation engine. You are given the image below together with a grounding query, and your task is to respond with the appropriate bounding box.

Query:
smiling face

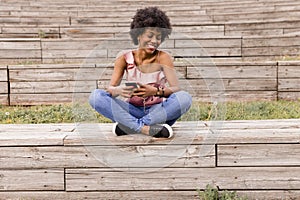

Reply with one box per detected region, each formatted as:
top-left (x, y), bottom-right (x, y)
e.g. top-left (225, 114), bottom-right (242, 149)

top-left (138, 28), bottom-right (162, 54)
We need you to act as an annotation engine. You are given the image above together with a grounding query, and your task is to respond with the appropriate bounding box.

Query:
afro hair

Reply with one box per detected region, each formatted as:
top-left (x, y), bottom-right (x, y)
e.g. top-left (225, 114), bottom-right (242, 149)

top-left (130, 7), bottom-right (172, 45)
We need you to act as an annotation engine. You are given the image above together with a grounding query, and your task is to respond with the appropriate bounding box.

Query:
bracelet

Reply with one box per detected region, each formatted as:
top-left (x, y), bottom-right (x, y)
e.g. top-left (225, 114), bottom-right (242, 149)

top-left (155, 86), bottom-right (165, 97)
top-left (155, 86), bottom-right (160, 97)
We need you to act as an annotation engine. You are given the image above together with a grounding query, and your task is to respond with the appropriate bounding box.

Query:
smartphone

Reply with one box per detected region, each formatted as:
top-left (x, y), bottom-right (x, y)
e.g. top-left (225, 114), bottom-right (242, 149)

top-left (125, 82), bottom-right (138, 88)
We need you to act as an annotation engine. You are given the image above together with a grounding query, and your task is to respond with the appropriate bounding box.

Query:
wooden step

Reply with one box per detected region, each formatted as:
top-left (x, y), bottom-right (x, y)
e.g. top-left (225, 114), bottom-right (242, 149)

top-left (0, 119), bottom-right (300, 199)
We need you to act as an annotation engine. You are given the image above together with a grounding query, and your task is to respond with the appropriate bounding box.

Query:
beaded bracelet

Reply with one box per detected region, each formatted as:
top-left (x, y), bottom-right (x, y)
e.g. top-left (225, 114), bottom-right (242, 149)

top-left (155, 86), bottom-right (165, 97)
top-left (155, 86), bottom-right (160, 97)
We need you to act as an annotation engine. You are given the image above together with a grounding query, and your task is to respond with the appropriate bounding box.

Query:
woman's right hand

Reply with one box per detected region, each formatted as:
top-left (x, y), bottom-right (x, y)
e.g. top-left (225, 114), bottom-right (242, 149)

top-left (108, 85), bottom-right (136, 98)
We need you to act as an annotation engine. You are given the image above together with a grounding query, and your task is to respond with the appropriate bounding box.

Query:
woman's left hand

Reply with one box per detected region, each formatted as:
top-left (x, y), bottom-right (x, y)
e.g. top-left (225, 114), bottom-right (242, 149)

top-left (132, 83), bottom-right (156, 98)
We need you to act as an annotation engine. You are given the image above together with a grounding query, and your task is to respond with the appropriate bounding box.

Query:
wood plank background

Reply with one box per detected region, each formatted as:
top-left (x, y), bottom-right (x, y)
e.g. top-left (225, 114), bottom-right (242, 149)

top-left (1, 119), bottom-right (300, 199)
top-left (0, 34), bottom-right (299, 63)
top-left (1, 1), bottom-right (300, 199)
top-left (1, 60), bottom-right (299, 105)
top-left (0, 0), bottom-right (299, 105)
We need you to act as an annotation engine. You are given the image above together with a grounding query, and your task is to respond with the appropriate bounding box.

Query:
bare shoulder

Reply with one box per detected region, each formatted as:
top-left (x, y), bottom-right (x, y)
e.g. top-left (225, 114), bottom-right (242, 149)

top-left (159, 50), bottom-right (173, 60)
top-left (159, 50), bottom-right (174, 68)
top-left (114, 52), bottom-right (127, 69)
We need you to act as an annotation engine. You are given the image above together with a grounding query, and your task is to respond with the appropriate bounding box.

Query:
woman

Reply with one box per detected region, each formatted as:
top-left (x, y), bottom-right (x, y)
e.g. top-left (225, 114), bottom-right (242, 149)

top-left (89, 7), bottom-right (192, 138)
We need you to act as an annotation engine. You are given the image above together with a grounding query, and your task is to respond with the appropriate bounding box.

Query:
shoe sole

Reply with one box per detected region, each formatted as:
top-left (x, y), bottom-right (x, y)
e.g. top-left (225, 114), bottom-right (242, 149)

top-left (163, 124), bottom-right (174, 138)
top-left (112, 122), bottom-right (118, 136)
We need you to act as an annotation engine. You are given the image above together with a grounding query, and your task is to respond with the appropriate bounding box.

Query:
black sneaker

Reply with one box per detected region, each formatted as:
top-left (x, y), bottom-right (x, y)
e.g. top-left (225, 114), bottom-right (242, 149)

top-left (149, 124), bottom-right (173, 138)
top-left (112, 123), bottom-right (129, 136)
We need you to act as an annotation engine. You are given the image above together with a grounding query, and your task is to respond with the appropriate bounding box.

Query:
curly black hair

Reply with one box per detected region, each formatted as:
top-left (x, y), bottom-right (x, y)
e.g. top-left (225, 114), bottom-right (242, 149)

top-left (130, 7), bottom-right (172, 45)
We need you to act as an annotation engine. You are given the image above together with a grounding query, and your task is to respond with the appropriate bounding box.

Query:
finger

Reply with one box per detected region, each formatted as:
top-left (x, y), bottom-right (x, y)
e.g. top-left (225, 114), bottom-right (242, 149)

top-left (137, 82), bottom-right (144, 88)
top-left (122, 92), bottom-right (133, 98)
top-left (124, 86), bottom-right (135, 90)
top-left (132, 91), bottom-right (145, 96)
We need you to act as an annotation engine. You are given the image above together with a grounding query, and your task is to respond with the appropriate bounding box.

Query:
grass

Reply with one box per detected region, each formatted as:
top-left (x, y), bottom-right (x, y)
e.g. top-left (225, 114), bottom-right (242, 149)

top-left (0, 100), bottom-right (299, 124)
top-left (198, 184), bottom-right (248, 200)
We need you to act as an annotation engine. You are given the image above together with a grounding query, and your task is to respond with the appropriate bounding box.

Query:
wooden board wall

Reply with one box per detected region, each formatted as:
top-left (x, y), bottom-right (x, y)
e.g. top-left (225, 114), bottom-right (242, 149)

top-left (1, 61), bottom-right (299, 105)
top-left (1, 119), bottom-right (300, 199)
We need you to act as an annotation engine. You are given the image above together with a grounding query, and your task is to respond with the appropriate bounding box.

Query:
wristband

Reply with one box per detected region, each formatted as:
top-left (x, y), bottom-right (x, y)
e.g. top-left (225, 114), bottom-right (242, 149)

top-left (155, 86), bottom-right (160, 97)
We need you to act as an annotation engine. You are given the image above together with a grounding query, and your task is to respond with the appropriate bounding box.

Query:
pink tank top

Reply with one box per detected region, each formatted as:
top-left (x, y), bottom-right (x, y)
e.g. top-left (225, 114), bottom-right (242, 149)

top-left (124, 50), bottom-right (167, 107)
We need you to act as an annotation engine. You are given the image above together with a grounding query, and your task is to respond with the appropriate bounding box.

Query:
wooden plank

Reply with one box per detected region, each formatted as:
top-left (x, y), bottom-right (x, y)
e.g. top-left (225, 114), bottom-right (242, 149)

top-left (42, 49), bottom-right (107, 60)
top-left (173, 25), bottom-right (224, 37)
top-left (66, 167), bottom-right (300, 191)
top-left (0, 82), bottom-right (8, 94)
top-left (70, 16), bottom-right (211, 26)
top-left (60, 26), bottom-right (129, 38)
top-left (0, 169), bottom-right (64, 191)
top-left (225, 20), bottom-right (300, 32)
top-left (242, 46), bottom-right (300, 57)
top-left (0, 39), bottom-right (41, 60)
top-left (212, 11), bottom-right (300, 23)
top-left (10, 80), bottom-right (96, 93)
top-left (170, 47), bottom-right (241, 57)
top-left (0, 123), bottom-right (75, 132)
top-left (1, 190), bottom-right (300, 200)
top-left (0, 67), bottom-right (8, 81)
top-left (278, 91), bottom-right (300, 100)
top-left (193, 90), bottom-right (277, 101)
top-left (0, 94), bottom-right (8, 105)
top-left (41, 39), bottom-right (122, 60)
top-left (278, 79), bottom-right (300, 91)
top-left (64, 120), bottom-right (300, 146)
top-left (0, 38), bottom-right (41, 49)
top-left (0, 123), bottom-right (74, 146)
top-left (9, 93), bottom-right (90, 105)
top-left (41, 38), bottom-right (133, 50)
top-left (243, 35), bottom-right (300, 47)
top-left (205, 119), bottom-right (300, 129)
top-left (186, 63), bottom-right (277, 79)
top-left (72, 126), bottom-right (300, 146)
top-left (237, 190), bottom-right (300, 200)
top-left (0, 191), bottom-right (199, 200)
top-left (0, 145), bottom-right (215, 169)
top-left (8, 63), bottom-right (95, 69)
top-left (179, 79), bottom-right (277, 91)
top-left (0, 132), bottom-right (70, 146)
top-left (0, 49), bottom-right (41, 59)
top-left (175, 37), bottom-right (241, 48)
top-left (218, 144), bottom-right (300, 166)
top-left (226, 28), bottom-right (283, 36)
top-left (1, 26), bottom-right (60, 36)
top-left (278, 61), bottom-right (300, 78)
top-left (284, 27), bottom-right (300, 35)
top-left (9, 68), bottom-right (106, 81)
top-left (0, 16), bottom-right (70, 25)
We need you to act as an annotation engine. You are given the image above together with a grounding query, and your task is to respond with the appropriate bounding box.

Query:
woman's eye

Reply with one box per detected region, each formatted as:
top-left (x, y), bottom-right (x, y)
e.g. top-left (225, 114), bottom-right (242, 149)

top-left (146, 33), bottom-right (161, 41)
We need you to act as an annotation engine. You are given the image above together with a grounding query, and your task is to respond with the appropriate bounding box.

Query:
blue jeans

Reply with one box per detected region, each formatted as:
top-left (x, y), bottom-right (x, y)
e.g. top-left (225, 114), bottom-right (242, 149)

top-left (89, 89), bottom-right (192, 133)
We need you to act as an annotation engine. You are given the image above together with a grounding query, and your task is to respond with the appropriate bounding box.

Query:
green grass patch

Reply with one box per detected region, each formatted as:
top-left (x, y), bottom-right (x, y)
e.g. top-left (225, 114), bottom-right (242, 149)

top-left (198, 184), bottom-right (248, 200)
top-left (0, 100), bottom-right (299, 124)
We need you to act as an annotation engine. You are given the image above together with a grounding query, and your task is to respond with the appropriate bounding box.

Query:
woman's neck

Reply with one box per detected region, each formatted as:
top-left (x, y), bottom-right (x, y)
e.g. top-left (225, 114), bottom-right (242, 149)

top-left (135, 49), bottom-right (158, 65)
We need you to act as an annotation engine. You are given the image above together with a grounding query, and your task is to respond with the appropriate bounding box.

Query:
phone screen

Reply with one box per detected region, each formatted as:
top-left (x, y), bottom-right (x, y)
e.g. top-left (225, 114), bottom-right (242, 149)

top-left (125, 82), bottom-right (138, 88)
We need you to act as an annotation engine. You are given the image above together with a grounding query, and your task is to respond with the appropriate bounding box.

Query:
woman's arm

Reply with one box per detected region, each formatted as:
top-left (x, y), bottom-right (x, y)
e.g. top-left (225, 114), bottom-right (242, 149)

top-left (159, 51), bottom-right (180, 97)
top-left (106, 55), bottom-right (132, 98)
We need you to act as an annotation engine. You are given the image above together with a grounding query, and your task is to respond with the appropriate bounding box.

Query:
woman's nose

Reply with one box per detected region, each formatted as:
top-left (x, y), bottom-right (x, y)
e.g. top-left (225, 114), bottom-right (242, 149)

top-left (151, 37), bottom-right (157, 43)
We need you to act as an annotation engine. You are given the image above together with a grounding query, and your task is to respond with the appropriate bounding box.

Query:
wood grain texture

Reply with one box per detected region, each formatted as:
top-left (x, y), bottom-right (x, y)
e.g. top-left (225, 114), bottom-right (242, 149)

top-left (0, 169), bottom-right (64, 191)
top-left (218, 144), bottom-right (300, 166)
top-left (66, 167), bottom-right (300, 191)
